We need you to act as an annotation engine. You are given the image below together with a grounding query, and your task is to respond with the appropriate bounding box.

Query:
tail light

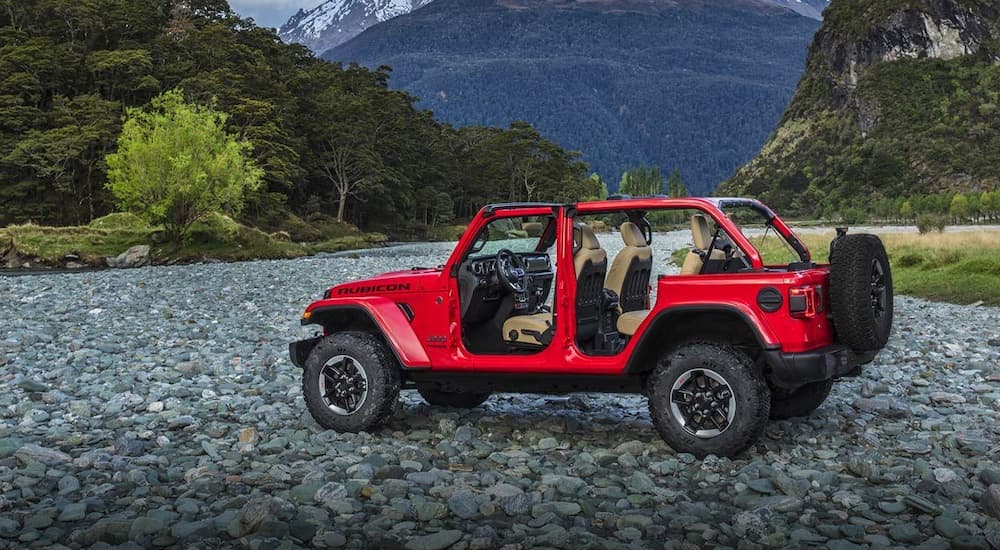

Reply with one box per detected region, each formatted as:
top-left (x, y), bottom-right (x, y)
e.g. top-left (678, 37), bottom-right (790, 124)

top-left (789, 285), bottom-right (823, 318)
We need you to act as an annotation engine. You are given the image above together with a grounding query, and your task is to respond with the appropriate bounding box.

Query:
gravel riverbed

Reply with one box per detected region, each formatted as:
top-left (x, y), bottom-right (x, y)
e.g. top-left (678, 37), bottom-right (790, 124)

top-left (1, 235), bottom-right (999, 549)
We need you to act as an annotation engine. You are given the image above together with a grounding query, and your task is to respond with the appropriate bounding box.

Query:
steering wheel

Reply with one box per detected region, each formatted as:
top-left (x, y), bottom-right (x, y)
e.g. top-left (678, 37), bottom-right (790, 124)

top-left (495, 249), bottom-right (529, 294)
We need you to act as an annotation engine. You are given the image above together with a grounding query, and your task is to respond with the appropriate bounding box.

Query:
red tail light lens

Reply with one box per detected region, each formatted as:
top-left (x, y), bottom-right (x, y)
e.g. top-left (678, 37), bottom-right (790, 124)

top-left (789, 286), bottom-right (819, 318)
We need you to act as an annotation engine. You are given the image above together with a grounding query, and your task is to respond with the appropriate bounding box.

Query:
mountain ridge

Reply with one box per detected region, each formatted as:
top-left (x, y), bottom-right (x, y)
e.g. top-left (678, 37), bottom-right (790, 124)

top-left (280, 0), bottom-right (829, 52)
top-left (322, 0), bottom-right (822, 194)
top-left (279, 0), bottom-right (432, 53)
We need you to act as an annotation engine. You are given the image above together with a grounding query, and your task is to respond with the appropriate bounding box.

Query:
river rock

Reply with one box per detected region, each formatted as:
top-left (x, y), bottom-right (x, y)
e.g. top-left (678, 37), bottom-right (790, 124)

top-left (405, 530), bottom-right (463, 550)
top-left (982, 485), bottom-right (1000, 519)
top-left (106, 245), bottom-right (151, 268)
top-left (2, 240), bottom-right (1000, 549)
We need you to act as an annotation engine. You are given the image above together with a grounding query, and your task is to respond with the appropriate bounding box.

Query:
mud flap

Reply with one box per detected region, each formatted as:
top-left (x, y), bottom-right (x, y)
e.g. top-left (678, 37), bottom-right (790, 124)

top-left (289, 336), bottom-right (322, 369)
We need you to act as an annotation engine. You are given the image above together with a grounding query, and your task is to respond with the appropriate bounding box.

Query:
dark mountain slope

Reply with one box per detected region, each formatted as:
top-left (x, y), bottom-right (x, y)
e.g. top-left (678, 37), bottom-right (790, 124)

top-left (324, 0), bottom-right (821, 195)
top-left (720, 0), bottom-right (1000, 215)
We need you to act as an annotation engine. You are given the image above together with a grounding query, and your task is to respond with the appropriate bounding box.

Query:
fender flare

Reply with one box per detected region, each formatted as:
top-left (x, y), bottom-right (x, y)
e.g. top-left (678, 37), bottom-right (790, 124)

top-left (623, 305), bottom-right (778, 374)
top-left (302, 298), bottom-right (432, 369)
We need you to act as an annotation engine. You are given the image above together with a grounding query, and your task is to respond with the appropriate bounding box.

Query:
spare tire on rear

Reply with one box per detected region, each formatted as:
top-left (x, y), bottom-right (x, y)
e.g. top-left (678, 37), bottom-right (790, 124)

top-left (829, 234), bottom-right (893, 351)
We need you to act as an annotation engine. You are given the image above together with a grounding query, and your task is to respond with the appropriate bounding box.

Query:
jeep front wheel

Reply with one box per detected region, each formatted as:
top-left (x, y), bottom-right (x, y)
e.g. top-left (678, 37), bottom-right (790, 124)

top-left (303, 332), bottom-right (400, 433)
top-left (417, 386), bottom-right (491, 409)
top-left (647, 343), bottom-right (770, 458)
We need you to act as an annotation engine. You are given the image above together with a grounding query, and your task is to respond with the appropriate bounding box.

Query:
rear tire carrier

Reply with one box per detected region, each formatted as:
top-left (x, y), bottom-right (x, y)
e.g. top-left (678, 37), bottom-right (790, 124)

top-left (829, 234), bottom-right (893, 351)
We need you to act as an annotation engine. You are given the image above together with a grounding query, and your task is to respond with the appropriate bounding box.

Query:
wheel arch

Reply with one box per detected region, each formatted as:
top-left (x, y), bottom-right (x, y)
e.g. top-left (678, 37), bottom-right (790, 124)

top-left (624, 306), bottom-right (778, 374)
top-left (303, 302), bottom-right (431, 370)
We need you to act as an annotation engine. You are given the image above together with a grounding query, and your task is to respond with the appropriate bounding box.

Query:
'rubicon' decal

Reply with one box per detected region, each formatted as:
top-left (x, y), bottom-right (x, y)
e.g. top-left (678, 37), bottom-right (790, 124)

top-left (337, 283), bottom-right (412, 295)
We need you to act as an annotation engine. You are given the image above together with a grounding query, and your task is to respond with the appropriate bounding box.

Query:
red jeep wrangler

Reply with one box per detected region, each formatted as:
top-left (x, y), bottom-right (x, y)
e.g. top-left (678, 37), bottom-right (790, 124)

top-left (290, 198), bottom-right (892, 457)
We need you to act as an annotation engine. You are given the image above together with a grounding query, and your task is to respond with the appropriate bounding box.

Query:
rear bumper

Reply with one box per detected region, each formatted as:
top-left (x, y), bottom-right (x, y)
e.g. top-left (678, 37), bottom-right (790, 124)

top-left (289, 337), bottom-right (322, 369)
top-left (765, 345), bottom-right (876, 390)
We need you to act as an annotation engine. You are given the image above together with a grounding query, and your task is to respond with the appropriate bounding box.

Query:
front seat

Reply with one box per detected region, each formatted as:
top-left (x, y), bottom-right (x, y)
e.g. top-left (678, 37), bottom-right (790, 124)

top-left (681, 214), bottom-right (726, 275)
top-left (572, 223), bottom-right (608, 343)
top-left (606, 222), bottom-right (652, 313)
top-left (503, 223), bottom-right (608, 347)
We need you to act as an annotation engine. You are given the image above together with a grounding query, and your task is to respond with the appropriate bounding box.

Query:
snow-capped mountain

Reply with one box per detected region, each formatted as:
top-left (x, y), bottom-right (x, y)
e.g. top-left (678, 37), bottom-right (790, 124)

top-left (281, 0), bottom-right (828, 54)
top-left (279, 0), bottom-right (433, 53)
top-left (763, 0), bottom-right (829, 20)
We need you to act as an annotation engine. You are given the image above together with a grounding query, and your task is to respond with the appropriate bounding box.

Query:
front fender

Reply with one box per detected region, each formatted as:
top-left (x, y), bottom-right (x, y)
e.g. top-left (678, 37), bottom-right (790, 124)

top-left (301, 297), bottom-right (432, 369)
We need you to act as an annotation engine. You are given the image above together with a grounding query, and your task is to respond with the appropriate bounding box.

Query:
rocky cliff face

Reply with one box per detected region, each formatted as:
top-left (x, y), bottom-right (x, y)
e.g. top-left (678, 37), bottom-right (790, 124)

top-left (721, 0), bottom-right (1000, 215)
top-left (801, 0), bottom-right (997, 112)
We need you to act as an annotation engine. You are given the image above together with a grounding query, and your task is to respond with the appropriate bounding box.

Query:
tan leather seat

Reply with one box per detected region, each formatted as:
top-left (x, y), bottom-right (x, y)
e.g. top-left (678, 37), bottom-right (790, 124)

top-left (503, 312), bottom-right (553, 347)
top-left (617, 309), bottom-right (648, 336)
top-left (606, 222), bottom-right (653, 312)
top-left (572, 223), bottom-right (608, 343)
top-left (503, 223), bottom-right (608, 347)
top-left (681, 214), bottom-right (726, 275)
top-left (574, 223), bottom-right (606, 277)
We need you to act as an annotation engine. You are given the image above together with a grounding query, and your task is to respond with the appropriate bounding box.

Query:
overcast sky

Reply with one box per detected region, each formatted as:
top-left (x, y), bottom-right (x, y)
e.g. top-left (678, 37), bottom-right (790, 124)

top-left (229, 0), bottom-right (313, 29)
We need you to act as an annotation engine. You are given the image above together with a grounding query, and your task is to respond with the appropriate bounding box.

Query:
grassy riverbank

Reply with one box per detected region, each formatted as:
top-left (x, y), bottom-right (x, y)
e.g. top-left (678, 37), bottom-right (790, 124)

top-left (0, 213), bottom-right (387, 270)
top-left (671, 229), bottom-right (1000, 306)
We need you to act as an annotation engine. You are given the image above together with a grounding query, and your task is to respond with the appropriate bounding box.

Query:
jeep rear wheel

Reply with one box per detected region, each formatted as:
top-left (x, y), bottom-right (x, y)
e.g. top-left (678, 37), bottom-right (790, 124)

top-left (647, 343), bottom-right (770, 458)
top-left (417, 386), bottom-right (491, 409)
top-left (830, 234), bottom-right (893, 351)
top-left (303, 332), bottom-right (400, 433)
top-left (769, 379), bottom-right (833, 420)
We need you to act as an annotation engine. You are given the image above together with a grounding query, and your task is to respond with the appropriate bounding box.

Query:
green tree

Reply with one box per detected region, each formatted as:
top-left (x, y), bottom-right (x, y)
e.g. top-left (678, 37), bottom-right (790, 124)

top-left (949, 193), bottom-right (969, 223)
top-left (900, 199), bottom-right (913, 221)
top-left (666, 169), bottom-right (688, 198)
top-left (105, 89), bottom-right (262, 240)
top-left (981, 191), bottom-right (996, 222)
top-left (583, 173), bottom-right (608, 201)
top-left (620, 166), bottom-right (664, 197)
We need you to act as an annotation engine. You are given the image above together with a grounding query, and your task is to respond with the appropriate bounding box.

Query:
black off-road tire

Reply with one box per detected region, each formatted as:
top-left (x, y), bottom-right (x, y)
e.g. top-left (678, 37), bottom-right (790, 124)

top-left (417, 387), bottom-right (491, 409)
top-left (769, 379), bottom-right (833, 420)
top-left (647, 343), bottom-right (771, 458)
top-left (829, 234), bottom-right (893, 351)
top-left (303, 332), bottom-right (400, 433)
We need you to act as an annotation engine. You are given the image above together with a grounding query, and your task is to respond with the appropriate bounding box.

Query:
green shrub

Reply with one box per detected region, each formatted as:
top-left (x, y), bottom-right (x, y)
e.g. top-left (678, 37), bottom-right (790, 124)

top-left (957, 257), bottom-right (1000, 276)
top-left (892, 252), bottom-right (923, 268)
top-left (310, 233), bottom-right (388, 254)
top-left (916, 214), bottom-right (947, 234)
top-left (276, 214), bottom-right (324, 242)
top-left (185, 213), bottom-right (241, 244)
top-left (303, 213), bottom-right (363, 240)
top-left (923, 249), bottom-right (962, 269)
top-left (424, 224), bottom-right (468, 242)
top-left (87, 212), bottom-right (150, 231)
top-left (840, 207), bottom-right (867, 225)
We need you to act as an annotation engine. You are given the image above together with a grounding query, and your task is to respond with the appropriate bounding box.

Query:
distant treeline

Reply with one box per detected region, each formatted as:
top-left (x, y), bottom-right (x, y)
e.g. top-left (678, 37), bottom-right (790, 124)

top-left (834, 191), bottom-right (1000, 227)
top-left (0, 0), bottom-right (596, 237)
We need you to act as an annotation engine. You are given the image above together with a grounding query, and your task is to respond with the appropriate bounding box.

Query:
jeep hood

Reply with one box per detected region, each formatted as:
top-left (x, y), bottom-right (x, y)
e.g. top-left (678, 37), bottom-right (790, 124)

top-left (326, 267), bottom-right (440, 298)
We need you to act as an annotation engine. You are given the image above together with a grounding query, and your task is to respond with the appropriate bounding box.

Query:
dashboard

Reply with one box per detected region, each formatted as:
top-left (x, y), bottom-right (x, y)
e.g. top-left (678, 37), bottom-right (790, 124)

top-left (468, 254), bottom-right (552, 277)
top-left (459, 252), bottom-right (554, 323)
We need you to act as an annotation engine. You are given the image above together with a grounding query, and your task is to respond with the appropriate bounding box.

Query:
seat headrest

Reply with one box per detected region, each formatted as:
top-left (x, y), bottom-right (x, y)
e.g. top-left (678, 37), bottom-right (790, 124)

top-left (620, 222), bottom-right (647, 248)
top-left (573, 223), bottom-right (601, 252)
top-left (691, 214), bottom-right (712, 250)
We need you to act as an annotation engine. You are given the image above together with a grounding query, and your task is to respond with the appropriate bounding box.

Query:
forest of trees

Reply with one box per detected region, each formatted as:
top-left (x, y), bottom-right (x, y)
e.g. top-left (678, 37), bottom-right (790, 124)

top-left (326, 0), bottom-right (819, 196)
top-left (0, 0), bottom-right (595, 237)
